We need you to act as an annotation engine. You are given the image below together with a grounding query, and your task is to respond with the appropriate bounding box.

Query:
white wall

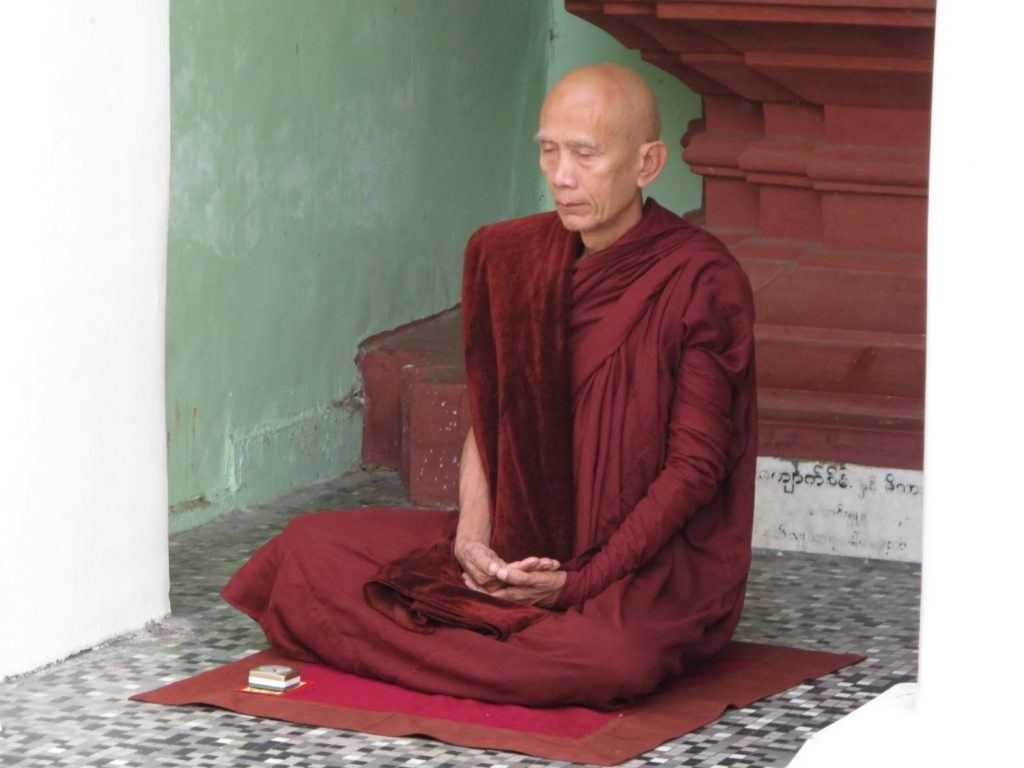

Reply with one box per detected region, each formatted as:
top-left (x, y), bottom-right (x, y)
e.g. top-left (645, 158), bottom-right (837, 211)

top-left (0, 2), bottom-right (170, 679)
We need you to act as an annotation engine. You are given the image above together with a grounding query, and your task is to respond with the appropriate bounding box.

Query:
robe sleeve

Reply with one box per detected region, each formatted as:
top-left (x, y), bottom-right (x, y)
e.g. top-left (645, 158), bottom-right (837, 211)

top-left (551, 256), bottom-right (755, 610)
top-left (460, 224), bottom-right (499, 508)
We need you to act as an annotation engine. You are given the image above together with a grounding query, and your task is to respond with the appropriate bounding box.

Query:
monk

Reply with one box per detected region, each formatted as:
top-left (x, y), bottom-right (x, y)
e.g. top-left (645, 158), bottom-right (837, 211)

top-left (221, 63), bottom-right (757, 709)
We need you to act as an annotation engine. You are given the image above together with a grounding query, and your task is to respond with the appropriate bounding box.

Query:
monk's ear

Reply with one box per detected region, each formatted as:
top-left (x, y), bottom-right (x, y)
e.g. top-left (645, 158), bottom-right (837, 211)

top-left (636, 140), bottom-right (669, 189)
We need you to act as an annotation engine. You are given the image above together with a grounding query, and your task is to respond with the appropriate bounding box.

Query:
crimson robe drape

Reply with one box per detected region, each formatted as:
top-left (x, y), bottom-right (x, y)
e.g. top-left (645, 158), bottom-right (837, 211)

top-left (221, 197), bottom-right (758, 708)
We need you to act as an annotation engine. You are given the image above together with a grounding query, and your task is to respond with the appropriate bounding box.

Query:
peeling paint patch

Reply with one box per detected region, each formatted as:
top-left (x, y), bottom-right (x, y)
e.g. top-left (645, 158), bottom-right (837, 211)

top-left (330, 378), bottom-right (365, 420)
top-left (170, 495), bottom-right (211, 514)
top-left (228, 404), bottom-right (362, 507)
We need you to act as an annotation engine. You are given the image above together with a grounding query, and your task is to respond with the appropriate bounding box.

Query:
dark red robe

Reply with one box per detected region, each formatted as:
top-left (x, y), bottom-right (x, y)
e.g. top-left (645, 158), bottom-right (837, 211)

top-left (221, 197), bottom-right (757, 709)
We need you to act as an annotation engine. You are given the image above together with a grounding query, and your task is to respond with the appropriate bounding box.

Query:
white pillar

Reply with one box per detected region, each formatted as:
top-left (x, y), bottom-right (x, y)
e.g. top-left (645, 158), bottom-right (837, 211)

top-left (916, 0), bottom-right (1024, 741)
top-left (791, 1), bottom-right (1024, 763)
top-left (0, 1), bottom-right (171, 679)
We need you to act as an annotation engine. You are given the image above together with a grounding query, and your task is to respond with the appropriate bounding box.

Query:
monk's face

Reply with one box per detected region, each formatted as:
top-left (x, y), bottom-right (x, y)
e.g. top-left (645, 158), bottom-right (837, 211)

top-left (536, 78), bottom-right (648, 248)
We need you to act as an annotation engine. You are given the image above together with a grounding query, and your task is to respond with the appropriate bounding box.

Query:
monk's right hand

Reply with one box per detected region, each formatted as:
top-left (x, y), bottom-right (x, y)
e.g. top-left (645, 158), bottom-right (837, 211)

top-left (454, 539), bottom-right (507, 593)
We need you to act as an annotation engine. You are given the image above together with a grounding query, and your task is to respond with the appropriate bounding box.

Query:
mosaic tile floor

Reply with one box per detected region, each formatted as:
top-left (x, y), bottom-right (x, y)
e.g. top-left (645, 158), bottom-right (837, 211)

top-left (0, 469), bottom-right (920, 767)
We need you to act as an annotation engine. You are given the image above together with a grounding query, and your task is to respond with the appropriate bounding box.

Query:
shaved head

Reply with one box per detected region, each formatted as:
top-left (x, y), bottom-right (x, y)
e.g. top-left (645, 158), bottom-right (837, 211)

top-left (535, 63), bottom-right (668, 253)
top-left (542, 63), bottom-right (661, 146)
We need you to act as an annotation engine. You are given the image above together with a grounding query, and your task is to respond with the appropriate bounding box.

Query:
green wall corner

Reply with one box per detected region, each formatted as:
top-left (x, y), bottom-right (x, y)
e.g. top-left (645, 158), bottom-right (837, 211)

top-left (166, 0), bottom-right (552, 533)
top-left (166, 0), bottom-right (702, 535)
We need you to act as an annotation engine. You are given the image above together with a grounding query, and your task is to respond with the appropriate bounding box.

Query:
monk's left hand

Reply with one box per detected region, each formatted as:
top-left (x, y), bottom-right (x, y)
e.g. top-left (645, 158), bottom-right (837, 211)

top-left (488, 567), bottom-right (568, 608)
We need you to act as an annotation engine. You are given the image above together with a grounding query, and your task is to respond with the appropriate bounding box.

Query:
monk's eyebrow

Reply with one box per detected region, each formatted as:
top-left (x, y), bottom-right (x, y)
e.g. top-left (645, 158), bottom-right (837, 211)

top-left (533, 132), bottom-right (601, 151)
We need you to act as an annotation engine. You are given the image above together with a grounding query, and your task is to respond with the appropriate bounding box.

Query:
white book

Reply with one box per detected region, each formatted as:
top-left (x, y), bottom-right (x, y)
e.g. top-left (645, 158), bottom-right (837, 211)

top-left (247, 675), bottom-right (300, 690)
top-left (248, 664), bottom-right (300, 689)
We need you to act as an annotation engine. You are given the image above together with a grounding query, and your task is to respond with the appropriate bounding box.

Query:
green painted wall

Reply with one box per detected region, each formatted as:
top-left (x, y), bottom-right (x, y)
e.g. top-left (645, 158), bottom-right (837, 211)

top-left (166, 0), bottom-right (551, 532)
top-left (166, 0), bottom-right (703, 534)
top-left (542, 3), bottom-right (703, 215)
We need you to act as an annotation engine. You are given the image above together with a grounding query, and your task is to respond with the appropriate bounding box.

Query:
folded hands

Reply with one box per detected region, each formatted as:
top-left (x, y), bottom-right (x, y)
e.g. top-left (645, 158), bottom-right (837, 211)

top-left (454, 540), bottom-right (567, 608)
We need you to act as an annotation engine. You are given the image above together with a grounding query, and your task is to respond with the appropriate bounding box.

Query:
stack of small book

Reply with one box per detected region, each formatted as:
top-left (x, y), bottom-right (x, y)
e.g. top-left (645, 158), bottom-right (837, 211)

top-left (247, 664), bottom-right (301, 693)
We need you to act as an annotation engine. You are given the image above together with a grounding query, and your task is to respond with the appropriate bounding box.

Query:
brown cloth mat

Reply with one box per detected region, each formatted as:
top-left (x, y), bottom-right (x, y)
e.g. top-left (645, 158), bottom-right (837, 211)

top-left (130, 641), bottom-right (864, 766)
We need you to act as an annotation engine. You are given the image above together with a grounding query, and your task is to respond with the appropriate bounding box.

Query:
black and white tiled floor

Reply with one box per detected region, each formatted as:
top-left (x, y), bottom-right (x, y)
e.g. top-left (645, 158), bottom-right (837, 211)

top-left (0, 469), bottom-right (920, 767)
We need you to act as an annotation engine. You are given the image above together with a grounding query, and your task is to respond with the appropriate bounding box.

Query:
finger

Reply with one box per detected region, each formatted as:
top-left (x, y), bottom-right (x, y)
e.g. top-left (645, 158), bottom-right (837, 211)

top-left (462, 561), bottom-right (491, 586)
top-left (503, 561), bottom-right (561, 573)
top-left (465, 567), bottom-right (509, 593)
top-left (505, 556), bottom-right (560, 572)
top-left (467, 547), bottom-right (505, 575)
top-left (462, 572), bottom-right (485, 592)
top-left (465, 549), bottom-right (505, 584)
top-left (495, 565), bottom-right (546, 586)
top-left (485, 555), bottom-right (510, 577)
top-left (464, 545), bottom-right (507, 577)
top-left (504, 557), bottom-right (541, 571)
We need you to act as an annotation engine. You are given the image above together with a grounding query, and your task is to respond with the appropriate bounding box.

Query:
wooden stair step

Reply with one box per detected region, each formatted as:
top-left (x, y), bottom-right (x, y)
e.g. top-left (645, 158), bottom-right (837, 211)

top-left (356, 306), bottom-right (461, 469)
top-left (758, 387), bottom-right (923, 468)
top-left (755, 323), bottom-right (924, 398)
top-left (357, 302), bottom-right (927, 508)
top-left (742, 257), bottom-right (926, 335)
top-left (402, 371), bottom-right (469, 508)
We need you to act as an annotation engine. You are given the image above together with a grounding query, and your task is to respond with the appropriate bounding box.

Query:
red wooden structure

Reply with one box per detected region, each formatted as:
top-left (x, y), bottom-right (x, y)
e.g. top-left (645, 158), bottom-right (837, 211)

top-left (358, 0), bottom-right (933, 506)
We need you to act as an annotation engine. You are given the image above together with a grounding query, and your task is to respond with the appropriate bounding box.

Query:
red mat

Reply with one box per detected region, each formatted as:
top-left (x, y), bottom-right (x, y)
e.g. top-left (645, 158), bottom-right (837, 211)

top-left (130, 641), bottom-right (863, 765)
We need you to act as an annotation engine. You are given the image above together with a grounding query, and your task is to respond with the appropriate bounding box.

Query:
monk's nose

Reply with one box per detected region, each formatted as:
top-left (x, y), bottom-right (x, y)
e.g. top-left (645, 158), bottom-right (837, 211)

top-left (553, 155), bottom-right (576, 188)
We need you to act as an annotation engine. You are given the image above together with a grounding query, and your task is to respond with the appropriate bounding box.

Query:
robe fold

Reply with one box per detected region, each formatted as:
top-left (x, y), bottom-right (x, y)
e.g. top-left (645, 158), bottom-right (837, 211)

top-left (221, 197), bottom-right (758, 708)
